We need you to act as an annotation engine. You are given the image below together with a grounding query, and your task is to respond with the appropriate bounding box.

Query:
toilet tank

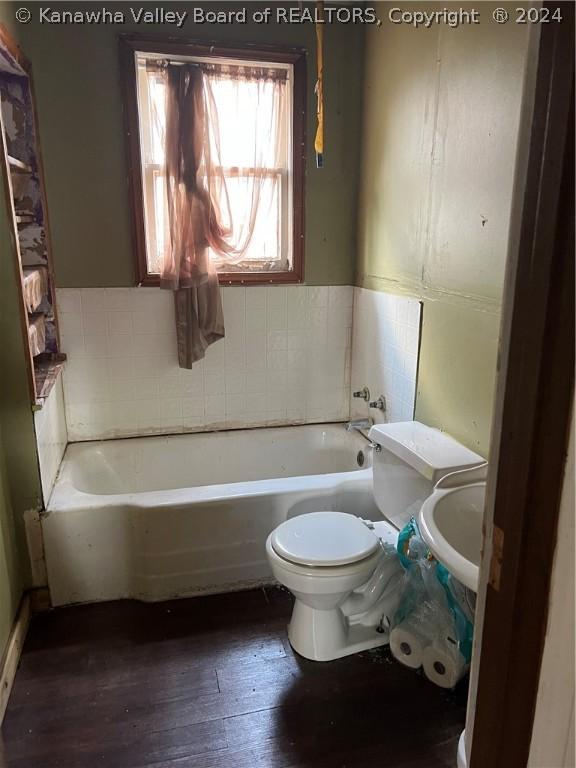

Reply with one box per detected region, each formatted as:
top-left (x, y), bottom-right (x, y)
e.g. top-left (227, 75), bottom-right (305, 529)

top-left (368, 421), bottom-right (485, 530)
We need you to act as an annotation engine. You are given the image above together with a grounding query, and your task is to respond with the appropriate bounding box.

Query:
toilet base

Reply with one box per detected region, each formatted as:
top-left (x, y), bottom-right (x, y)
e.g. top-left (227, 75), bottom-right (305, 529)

top-left (287, 599), bottom-right (389, 661)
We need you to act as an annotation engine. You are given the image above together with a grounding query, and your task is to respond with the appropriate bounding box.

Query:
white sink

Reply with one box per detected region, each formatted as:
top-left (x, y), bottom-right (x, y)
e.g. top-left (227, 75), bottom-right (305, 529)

top-left (418, 482), bottom-right (485, 592)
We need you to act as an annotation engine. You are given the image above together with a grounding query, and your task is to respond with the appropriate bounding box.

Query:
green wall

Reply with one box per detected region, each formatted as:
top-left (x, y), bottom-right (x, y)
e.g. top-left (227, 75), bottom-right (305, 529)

top-left (0, 125), bottom-right (42, 599)
top-left (357, 3), bottom-right (530, 455)
top-left (0, 195), bottom-right (42, 588)
top-left (0, 424), bottom-right (23, 659)
top-left (18, 2), bottom-right (364, 288)
top-left (0, 6), bottom-right (41, 660)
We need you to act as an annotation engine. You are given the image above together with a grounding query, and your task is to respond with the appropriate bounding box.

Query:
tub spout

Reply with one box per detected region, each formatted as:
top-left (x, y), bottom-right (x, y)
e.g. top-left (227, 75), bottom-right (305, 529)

top-left (346, 419), bottom-right (381, 452)
top-left (346, 418), bottom-right (373, 431)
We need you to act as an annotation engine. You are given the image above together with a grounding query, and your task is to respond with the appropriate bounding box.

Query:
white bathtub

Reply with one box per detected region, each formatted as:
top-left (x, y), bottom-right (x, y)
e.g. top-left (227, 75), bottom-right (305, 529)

top-left (43, 424), bottom-right (380, 606)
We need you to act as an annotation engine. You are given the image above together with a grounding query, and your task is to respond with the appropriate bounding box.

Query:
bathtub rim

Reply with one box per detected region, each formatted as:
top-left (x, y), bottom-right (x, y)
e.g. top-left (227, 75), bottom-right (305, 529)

top-left (47, 422), bottom-right (374, 511)
top-left (47, 467), bottom-right (374, 513)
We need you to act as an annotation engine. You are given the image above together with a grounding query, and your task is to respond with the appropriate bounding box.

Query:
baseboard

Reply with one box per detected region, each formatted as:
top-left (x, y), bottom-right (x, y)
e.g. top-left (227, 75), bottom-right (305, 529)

top-left (29, 586), bottom-right (51, 613)
top-left (0, 594), bottom-right (31, 725)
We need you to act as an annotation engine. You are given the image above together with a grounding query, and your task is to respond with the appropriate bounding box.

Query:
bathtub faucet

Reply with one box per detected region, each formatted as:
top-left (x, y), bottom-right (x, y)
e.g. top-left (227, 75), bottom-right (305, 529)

top-left (346, 419), bottom-right (381, 452)
top-left (346, 418), bottom-right (373, 431)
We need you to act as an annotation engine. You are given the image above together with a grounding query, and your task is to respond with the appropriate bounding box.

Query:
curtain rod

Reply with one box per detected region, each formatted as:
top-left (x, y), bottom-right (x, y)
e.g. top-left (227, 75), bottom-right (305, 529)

top-left (142, 59), bottom-right (199, 69)
top-left (142, 59), bottom-right (289, 81)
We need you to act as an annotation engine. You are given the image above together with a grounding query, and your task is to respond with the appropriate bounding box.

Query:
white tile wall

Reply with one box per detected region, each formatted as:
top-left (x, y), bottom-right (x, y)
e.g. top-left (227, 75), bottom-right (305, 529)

top-left (57, 286), bottom-right (354, 441)
top-left (34, 374), bottom-right (68, 503)
top-left (350, 288), bottom-right (421, 424)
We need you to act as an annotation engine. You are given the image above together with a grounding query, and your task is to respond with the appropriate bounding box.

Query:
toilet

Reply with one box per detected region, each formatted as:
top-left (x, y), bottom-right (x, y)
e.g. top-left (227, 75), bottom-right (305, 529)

top-left (266, 421), bottom-right (485, 661)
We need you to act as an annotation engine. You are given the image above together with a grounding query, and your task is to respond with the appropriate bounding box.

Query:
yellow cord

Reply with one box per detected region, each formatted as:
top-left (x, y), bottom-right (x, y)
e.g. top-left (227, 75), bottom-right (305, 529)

top-left (315, 0), bottom-right (324, 165)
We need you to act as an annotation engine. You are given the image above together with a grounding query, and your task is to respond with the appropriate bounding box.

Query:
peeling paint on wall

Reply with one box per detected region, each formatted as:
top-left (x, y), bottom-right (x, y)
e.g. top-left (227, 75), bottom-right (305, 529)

top-left (1, 74), bottom-right (57, 352)
top-left (356, 11), bottom-right (531, 455)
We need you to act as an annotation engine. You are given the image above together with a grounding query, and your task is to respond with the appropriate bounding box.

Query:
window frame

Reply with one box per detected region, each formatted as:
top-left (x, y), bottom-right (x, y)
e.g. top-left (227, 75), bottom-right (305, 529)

top-left (120, 36), bottom-right (306, 286)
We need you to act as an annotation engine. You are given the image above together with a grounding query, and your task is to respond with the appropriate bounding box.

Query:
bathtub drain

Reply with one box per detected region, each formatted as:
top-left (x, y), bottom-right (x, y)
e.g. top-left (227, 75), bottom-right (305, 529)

top-left (356, 450), bottom-right (365, 467)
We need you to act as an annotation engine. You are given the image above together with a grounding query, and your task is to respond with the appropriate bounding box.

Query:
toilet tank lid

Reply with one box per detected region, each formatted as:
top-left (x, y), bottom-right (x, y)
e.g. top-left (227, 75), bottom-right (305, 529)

top-left (368, 421), bottom-right (485, 483)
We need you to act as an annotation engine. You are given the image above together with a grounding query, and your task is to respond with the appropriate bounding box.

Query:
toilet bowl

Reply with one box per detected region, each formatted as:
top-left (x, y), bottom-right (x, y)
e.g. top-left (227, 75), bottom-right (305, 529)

top-left (266, 421), bottom-right (485, 661)
top-left (266, 511), bottom-right (402, 660)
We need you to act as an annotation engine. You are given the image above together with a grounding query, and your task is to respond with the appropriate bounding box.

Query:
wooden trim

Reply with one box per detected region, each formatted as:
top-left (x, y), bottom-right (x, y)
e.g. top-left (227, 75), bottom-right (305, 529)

top-left (0, 595), bottom-right (31, 726)
top-left (119, 35), bottom-right (306, 65)
top-left (141, 269), bottom-right (303, 287)
top-left (470, 4), bottom-right (574, 766)
top-left (0, 23), bottom-right (30, 73)
top-left (219, 270), bottom-right (303, 286)
top-left (120, 37), bottom-right (148, 286)
top-left (291, 47), bottom-right (306, 286)
top-left (29, 587), bottom-right (52, 614)
top-left (119, 36), bottom-right (306, 287)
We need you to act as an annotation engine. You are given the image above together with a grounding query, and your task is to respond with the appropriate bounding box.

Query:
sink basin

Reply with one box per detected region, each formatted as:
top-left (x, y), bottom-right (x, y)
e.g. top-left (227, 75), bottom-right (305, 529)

top-left (418, 483), bottom-right (485, 592)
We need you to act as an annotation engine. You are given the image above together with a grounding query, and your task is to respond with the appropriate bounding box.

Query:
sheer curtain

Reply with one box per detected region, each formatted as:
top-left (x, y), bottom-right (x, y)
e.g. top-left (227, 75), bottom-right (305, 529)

top-left (157, 61), bottom-right (288, 368)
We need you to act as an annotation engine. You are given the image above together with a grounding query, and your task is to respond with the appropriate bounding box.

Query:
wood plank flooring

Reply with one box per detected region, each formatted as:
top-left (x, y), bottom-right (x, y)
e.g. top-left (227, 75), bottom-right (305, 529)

top-left (0, 588), bottom-right (467, 767)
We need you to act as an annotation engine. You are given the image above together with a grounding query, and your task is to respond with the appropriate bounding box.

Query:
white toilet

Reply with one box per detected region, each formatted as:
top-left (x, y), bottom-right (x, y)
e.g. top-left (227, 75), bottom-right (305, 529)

top-left (266, 421), bottom-right (485, 661)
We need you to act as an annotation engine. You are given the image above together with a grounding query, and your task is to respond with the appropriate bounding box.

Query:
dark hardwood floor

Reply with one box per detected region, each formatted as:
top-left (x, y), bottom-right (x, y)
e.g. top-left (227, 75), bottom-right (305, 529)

top-left (0, 588), bottom-right (467, 767)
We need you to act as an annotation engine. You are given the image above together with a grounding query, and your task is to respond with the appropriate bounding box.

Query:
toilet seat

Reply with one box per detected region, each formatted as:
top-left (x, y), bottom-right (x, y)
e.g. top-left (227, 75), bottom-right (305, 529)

top-left (270, 511), bottom-right (379, 567)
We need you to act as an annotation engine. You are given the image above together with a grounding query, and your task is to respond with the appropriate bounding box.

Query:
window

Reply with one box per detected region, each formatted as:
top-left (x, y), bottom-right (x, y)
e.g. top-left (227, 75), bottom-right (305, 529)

top-left (121, 38), bottom-right (305, 285)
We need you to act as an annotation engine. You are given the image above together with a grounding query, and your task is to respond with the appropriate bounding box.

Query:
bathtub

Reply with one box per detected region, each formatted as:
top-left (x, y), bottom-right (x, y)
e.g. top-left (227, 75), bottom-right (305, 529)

top-left (43, 424), bottom-right (380, 606)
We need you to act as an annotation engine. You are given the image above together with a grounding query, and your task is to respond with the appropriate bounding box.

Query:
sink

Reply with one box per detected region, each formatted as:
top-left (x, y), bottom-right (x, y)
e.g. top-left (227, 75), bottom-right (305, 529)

top-left (418, 482), bottom-right (485, 592)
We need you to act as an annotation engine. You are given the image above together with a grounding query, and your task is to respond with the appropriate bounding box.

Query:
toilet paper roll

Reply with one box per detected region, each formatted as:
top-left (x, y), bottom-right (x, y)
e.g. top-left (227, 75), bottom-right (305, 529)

top-left (389, 601), bottom-right (438, 669)
top-left (422, 643), bottom-right (469, 689)
top-left (389, 625), bottom-right (427, 669)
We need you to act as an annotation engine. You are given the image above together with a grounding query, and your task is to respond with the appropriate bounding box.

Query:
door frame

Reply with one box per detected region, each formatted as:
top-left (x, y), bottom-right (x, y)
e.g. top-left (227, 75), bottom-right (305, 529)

top-left (469, 3), bottom-right (574, 766)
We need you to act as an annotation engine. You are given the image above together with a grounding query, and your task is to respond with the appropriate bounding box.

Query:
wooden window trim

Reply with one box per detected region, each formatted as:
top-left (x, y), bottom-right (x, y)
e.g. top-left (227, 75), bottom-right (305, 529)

top-left (119, 35), bottom-right (306, 287)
